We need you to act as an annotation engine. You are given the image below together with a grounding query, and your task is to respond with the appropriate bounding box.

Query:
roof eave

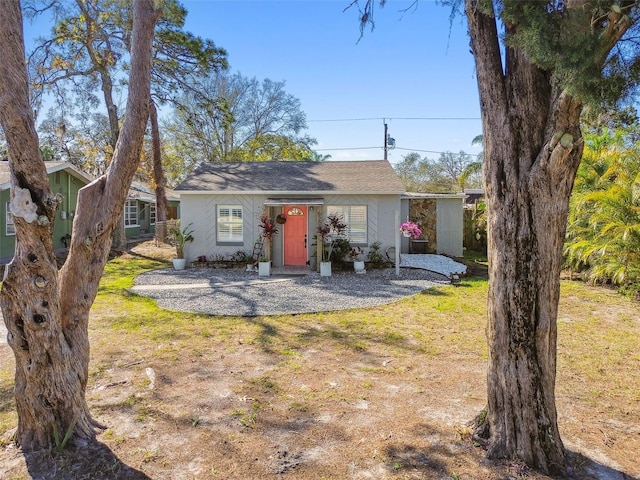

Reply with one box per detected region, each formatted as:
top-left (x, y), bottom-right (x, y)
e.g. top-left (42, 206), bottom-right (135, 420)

top-left (175, 189), bottom-right (406, 195)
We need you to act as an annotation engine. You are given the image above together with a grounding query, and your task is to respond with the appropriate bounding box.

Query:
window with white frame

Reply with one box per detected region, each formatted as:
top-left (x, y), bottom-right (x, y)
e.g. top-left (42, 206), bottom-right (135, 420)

top-left (150, 203), bottom-right (157, 225)
top-left (124, 200), bottom-right (139, 227)
top-left (217, 205), bottom-right (243, 242)
top-left (327, 205), bottom-right (367, 243)
top-left (6, 202), bottom-right (15, 236)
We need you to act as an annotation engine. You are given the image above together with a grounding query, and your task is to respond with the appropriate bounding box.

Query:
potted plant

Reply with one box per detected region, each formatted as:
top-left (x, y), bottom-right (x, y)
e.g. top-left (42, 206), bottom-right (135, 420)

top-left (258, 214), bottom-right (278, 267)
top-left (258, 256), bottom-right (270, 277)
top-left (245, 254), bottom-right (256, 272)
top-left (168, 222), bottom-right (194, 270)
top-left (349, 246), bottom-right (366, 274)
top-left (276, 212), bottom-right (287, 224)
top-left (400, 220), bottom-right (422, 239)
top-left (317, 213), bottom-right (348, 277)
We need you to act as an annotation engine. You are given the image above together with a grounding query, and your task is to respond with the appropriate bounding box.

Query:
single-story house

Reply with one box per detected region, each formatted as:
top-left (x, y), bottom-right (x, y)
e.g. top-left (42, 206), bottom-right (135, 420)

top-left (0, 161), bottom-right (92, 259)
top-left (463, 188), bottom-right (485, 208)
top-left (174, 160), bottom-right (464, 267)
top-left (462, 188), bottom-right (486, 253)
top-left (124, 182), bottom-right (180, 239)
top-left (0, 161), bottom-right (180, 261)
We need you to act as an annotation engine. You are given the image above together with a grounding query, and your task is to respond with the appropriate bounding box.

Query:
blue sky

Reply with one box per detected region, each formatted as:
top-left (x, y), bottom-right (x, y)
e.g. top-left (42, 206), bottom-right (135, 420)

top-left (23, 0), bottom-right (482, 164)
top-left (181, 0), bottom-right (482, 163)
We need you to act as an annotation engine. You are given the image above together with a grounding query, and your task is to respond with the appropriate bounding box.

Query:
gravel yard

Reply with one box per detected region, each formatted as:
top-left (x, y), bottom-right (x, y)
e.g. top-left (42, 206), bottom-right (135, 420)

top-left (131, 265), bottom-right (450, 317)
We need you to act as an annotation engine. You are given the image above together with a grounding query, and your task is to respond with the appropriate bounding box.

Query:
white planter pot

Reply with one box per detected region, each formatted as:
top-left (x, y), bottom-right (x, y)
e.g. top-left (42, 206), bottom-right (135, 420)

top-left (246, 263), bottom-right (255, 272)
top-left (258, 261), bottom-right (271, 277)
top-left (353, 261), bottom-right (366, 274)
top-left (320, 261), bottom-right (332, 277)
top-left (172, 258), bottom-right (187, 270)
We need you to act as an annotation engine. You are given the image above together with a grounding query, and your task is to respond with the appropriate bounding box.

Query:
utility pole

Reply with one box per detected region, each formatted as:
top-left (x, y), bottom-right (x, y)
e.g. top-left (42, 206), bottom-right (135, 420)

top-left (384, 121), bottom-right (388, 160)
top-left (383, 119), bottom-right (395, 161)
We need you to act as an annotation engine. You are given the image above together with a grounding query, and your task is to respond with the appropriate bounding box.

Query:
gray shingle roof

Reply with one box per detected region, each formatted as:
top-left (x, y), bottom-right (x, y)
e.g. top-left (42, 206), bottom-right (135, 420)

top-left (175, 160), bottom-right (406, 194)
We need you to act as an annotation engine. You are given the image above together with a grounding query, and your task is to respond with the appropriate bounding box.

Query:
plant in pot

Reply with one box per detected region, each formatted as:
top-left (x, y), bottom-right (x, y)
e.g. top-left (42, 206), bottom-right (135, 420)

top-left (349, 246), bottom-right (366, 274)
top-left (317, 213), bottom-right (347, 277)
top-left (244, 254), bottom-right (256, 272)
top-left (258, 256), bottom-right (271, 277)
top-left (168, 222), bottom-right (194, 270)
top-left (400, 220), bottom-right (422, 239)
top-left (258, 215), bottom-right (278, 276)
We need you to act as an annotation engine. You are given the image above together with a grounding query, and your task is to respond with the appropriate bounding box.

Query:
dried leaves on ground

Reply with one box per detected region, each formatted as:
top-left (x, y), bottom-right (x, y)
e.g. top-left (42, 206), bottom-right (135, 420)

top-left (0, 242), bottom-right (638, 479)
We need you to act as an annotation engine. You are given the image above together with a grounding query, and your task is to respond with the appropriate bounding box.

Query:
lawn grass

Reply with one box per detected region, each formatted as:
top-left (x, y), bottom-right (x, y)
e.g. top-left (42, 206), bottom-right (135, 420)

top-left (88, 258), bottom-right (636, 418)
top-left (1, 253), bottom-right (638, 479)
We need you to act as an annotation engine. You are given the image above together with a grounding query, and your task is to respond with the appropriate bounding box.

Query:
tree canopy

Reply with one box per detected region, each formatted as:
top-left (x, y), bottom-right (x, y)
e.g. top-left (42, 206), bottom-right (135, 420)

top-left (24, 0), bottom-right (224, 180)
top-left (163, 72), bottom-right (316, 183)
top-left (393, 149), bottom-right (482, 192)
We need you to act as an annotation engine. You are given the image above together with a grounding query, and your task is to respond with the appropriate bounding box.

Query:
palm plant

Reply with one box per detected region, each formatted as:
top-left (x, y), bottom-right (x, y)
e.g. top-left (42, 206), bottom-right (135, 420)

top-left (565, 129), bottom-right (640, 293)
top-left (168, 222), bottom-right (195, 259)
top-left (459, 134), bottom-right (484, 189)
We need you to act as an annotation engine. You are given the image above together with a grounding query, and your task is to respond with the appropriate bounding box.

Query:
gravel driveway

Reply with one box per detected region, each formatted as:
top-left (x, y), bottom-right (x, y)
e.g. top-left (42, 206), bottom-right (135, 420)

top-left (130, 267), bottom-right (450, 317)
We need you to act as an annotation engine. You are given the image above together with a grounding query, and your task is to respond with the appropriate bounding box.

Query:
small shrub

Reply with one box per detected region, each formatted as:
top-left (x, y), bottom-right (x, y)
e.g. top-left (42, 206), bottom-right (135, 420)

top-left (330, 238), bottom-right (351, 270)
top-left (367, 241), bottom-right (386, 268)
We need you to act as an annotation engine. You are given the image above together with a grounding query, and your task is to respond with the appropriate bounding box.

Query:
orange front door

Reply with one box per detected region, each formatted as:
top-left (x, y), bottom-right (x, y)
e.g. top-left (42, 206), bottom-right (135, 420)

top-left (283, 205), bottom-right (307, 266)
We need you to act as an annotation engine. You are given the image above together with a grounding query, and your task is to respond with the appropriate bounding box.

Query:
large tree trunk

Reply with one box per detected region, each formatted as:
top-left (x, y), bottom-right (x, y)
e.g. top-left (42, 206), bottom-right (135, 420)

top-left (149, 100), bottom-right (168, 243)
top-left (466, 2), bottom-right (583, 475)
top-left (111, 212), bottom-right (128, 251)
top-left (0, 0), bottom-right (157, 452)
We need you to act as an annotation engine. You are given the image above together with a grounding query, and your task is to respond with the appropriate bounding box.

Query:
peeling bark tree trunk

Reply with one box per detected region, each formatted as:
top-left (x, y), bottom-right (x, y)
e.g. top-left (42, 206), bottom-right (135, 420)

top-left (465, 2), bottom-right (584, 475)
top-left (0, 0), bottom-right (158, 452)
top-left (149, 100), bottom-right (168, 243)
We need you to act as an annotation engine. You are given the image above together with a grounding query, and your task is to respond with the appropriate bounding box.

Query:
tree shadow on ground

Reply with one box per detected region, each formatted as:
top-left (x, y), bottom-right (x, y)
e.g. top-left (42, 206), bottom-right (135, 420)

top-left (23, 441), bottom-right (152, 480)
top-left (566, 450), bottom-right (639, 480)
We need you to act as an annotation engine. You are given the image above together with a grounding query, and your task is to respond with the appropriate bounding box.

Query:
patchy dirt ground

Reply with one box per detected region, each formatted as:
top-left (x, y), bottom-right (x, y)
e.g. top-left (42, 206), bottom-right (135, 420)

top-left (0, 241), bottom-right (638, 480)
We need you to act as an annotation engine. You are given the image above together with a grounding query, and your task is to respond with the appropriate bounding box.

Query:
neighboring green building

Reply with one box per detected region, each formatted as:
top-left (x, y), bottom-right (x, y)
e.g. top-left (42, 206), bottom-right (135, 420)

top-left (1, 161), bottom-right (180, 261)
top-left (124, 182), bottom-right (180, 239)
top-left (0, 161), bottom-right (92, 260)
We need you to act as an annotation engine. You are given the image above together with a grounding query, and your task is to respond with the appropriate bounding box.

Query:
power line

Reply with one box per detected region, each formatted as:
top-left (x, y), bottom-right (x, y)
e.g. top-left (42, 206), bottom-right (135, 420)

top-left (315, 146), bottom-right (482, 158)
top-left (308, 117), bottom-right (381, 122)
top-left (308, 116), bottom-right (481, 122)
top-left (395, 147), bottom-right (481, 157)
top-left (315, 146), bottom-right (380, 151)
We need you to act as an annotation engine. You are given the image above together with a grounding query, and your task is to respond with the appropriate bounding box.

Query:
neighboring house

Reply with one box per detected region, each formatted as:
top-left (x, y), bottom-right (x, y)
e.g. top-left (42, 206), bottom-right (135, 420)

top-left (462, 188), bottom-right (486, 253)
top-left (401, 192), bottom-right (465, 257)
top-left (463, 188), bottom-right (484, 208)
top-left (0, 161), bottom-right (180, 261)
top-left (174, 160), bottom-right (406, 267)
top-left (0, 161), bottom-right (92, 260)
top-left (124, 182), bottom-right (180, 239)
